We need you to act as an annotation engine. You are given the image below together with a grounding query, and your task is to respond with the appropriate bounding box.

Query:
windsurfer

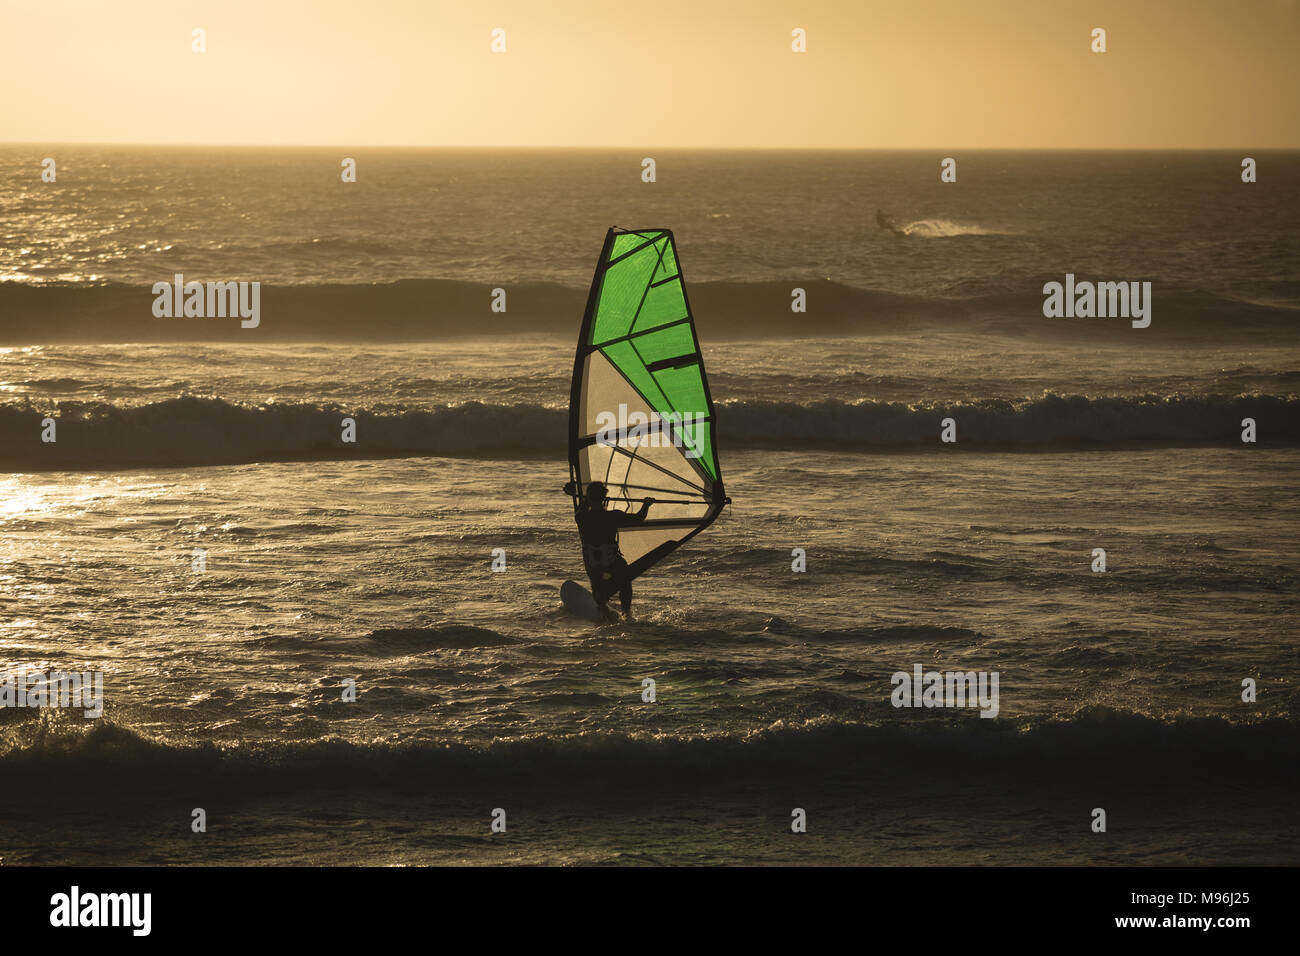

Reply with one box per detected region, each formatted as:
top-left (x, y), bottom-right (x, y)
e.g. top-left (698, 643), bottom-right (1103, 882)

top-left (562, 480), bottom-right (653, 616)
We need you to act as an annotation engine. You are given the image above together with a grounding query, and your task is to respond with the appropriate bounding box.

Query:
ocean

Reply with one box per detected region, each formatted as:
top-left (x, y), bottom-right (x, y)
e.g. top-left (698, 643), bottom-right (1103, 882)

top-left (1, 147), bottom-right (1297, 865)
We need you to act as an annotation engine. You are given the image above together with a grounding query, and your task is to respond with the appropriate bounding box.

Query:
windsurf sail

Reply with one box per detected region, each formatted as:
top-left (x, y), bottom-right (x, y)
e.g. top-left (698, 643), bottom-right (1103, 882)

top-left (567, 227), bottom-right (727, 581)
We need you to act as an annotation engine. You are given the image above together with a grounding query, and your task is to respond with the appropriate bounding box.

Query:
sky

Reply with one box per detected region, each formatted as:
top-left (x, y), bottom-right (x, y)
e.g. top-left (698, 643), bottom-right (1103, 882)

top-left (1, 0), bottom-right (1297, 148)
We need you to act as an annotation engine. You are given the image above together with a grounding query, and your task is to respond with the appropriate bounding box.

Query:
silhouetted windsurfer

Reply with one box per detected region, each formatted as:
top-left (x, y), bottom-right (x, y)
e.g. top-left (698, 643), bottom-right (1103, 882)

top-left (876, 209), bottom-right (905, 236)
top-left (562, 480), bottom-right (652, 616)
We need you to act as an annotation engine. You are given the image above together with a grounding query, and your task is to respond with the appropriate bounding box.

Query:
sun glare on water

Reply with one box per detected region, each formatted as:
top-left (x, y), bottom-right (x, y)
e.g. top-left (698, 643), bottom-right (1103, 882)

top-left (0, 482), bottom-right (54, 521)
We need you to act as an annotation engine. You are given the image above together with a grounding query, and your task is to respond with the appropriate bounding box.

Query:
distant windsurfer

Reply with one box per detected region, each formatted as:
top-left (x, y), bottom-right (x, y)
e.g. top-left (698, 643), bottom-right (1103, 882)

top-left (562, 480), bottom-right (652, 617)
top-left (876, 209), bottom-right (905, 236)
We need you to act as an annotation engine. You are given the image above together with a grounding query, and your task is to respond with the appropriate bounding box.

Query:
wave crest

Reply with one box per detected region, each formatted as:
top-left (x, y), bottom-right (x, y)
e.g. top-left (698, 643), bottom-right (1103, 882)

top-left (2, 712), bottom-right (1294, 805)
top-left (3, 278), bottom-right (1296, 342)
top-left (2, 392), bottom-right (1295, 468)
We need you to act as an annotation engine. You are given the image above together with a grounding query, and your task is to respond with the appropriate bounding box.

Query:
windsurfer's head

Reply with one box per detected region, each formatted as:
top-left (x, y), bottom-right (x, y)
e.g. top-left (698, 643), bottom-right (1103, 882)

top-left (585, 481), bottom-right (608, 506)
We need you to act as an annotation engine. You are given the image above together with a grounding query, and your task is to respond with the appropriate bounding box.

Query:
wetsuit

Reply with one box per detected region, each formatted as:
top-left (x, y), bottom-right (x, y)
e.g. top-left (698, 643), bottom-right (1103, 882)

top-left (575, 499), bottom-right (651, 613)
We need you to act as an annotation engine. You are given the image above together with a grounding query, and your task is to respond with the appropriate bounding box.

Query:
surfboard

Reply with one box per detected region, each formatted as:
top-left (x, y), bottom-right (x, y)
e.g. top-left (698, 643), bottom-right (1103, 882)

top-left (560, 579), bottom-right (604, 622)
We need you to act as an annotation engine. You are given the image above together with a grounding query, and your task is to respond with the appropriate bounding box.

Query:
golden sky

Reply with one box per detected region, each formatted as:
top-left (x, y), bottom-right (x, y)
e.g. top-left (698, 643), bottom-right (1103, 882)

top-left (2, 0), bottom-right (1297, 147)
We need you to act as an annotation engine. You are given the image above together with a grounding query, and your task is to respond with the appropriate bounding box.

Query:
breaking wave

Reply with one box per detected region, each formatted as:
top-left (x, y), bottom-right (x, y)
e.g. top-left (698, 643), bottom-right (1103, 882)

top-left (3, 278), bottom-right (1296, 342)
top-left (2, 393), bottom-right (1295, 468)
top-left (2, 712), bottom-right (1294, 806)
top-left (898, 218), bottom-right (1007, 238)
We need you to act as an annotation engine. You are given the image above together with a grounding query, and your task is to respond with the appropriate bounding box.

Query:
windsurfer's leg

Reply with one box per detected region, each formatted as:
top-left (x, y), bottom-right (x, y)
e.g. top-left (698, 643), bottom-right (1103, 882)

top-left (588, 567), bottom-right (613, 609)
top-left (613, 559), bottom-right (632, 616)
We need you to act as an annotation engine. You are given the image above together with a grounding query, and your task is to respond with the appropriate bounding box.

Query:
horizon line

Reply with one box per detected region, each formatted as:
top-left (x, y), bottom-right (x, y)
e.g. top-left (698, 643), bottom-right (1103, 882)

top-left (2, 141), bottom-right (1295, 152)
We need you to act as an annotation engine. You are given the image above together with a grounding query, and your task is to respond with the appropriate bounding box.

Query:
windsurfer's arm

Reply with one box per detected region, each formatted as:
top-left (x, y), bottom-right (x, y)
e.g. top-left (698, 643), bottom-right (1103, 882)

top-left (563, 482), bottom-right (587, 528)
top-left (609, 500), bottom-right (651, 527)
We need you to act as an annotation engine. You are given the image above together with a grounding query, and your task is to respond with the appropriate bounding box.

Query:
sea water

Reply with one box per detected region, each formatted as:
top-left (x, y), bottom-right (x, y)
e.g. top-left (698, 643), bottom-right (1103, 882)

top-left (1, 148), bottom-right (1297, 864)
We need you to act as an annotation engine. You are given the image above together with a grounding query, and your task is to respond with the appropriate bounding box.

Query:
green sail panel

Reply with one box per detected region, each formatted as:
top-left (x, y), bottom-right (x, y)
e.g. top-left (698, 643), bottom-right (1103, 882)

top-left (568, 227), bottom-right (726, 581)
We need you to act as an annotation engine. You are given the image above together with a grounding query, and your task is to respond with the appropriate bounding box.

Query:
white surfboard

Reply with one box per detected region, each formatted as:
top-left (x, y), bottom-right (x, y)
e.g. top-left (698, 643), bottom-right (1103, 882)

top-left (560, 579), bottom-right (604, 623)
